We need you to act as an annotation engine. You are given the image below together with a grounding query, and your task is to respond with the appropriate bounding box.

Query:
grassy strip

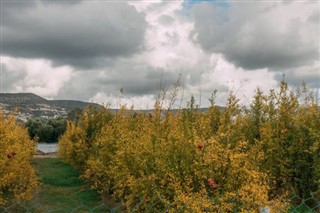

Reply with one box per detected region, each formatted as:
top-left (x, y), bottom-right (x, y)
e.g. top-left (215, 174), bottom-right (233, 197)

top-left (0, 158), bottom-right (122, 213)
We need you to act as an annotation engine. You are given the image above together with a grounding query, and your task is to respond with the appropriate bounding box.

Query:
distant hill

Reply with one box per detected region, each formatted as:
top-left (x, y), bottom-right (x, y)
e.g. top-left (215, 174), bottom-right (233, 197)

top-left (0, 93), bottom-right (102, 122)
top-left (0, 93), bottom-right (227, 122)
top-left (50, 100), bottom-right (100, 111)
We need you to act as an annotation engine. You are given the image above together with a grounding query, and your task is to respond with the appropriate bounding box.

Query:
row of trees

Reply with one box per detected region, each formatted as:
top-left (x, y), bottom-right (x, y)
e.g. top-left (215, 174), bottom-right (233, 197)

top-left (0, 112), bottom-right (38, 205)
top-left (59, 81), bottom-right (319, 212)
top-left (0, 108), bottom-right (82, 204)
top-left (25, 109), bottom-right (83, 143)
top-left (25, 117), bottom-right (66, 142)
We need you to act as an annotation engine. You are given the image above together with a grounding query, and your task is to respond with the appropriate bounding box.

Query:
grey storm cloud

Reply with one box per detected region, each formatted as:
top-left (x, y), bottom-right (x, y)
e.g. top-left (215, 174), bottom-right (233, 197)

top-left (95, 65), bottom-right (178, 96)
top-left (1, 1), bottom-right (147, 69)
top-left (191, 2), bottom-right (319, 71)
top-left (274, 65), bottom-right (320, 89)
top-left (57, 62), bottom-right (178, 101)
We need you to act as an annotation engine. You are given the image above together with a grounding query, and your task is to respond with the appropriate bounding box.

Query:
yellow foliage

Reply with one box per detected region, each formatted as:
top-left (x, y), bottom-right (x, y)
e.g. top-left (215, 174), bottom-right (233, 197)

top-left (58, 81), bottom-right (319, 212)
top-left (0, 112), bottom-right (38, 205)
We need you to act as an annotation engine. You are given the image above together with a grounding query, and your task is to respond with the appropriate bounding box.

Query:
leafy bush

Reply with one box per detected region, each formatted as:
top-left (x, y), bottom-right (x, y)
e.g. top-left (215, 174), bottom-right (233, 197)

top-left (59, 106), bottom-right (112, 170)
top-left (0, 112), bottom-right (38, 205)
top-left (59, 81), bottom-right (319, 212)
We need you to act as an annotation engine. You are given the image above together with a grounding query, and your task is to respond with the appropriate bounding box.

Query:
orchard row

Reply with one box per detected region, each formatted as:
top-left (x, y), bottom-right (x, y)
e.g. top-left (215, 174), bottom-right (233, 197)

top-left (0, 113), bottom-right (37, 205)
top-left (59, 81), bottom-right (320, 212)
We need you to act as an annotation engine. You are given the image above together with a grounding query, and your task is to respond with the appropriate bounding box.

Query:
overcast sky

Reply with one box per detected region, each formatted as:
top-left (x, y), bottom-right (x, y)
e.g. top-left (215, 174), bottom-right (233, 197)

top-left (0, 0), bottom-right (319, 108)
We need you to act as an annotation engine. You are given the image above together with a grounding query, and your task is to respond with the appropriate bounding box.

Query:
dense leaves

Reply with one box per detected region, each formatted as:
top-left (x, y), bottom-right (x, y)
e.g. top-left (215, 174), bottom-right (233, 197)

top-left (59, 81), bottom-right (319, 212)
top-left (26, 117), bottom-right (66, 143)
top-left (0, 112), bottom-right (38, 205)
top-left (67, 108), bottom-right (83, 124)
top-left (59, 107), bottom-right (113, 169)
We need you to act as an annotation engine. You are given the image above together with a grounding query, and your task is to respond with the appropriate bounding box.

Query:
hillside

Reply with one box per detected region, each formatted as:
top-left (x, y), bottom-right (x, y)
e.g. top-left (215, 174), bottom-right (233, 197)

top-left (0, 93), bottom-right (227, 122)
top-left (0, 93), bottom-right (102, 122)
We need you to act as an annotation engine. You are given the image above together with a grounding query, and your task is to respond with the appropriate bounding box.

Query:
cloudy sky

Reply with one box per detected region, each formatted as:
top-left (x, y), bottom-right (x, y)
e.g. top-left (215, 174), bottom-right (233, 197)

top-left (0, 0), bottom-right (319, 108)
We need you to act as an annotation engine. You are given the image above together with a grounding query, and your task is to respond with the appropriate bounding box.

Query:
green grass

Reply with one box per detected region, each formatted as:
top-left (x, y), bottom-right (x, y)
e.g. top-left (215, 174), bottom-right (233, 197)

top-left (0, 158), bottom-right (122, 213)
top-left (34, 158), bottom-right (84, 187)
top-left (288, 204), bottom-right (319, 213)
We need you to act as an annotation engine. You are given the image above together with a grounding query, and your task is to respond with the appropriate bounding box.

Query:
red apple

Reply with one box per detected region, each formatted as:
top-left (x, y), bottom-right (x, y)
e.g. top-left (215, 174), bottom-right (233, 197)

top-left (198, 143), bottom-right (205, 149)
top-left (11, 151), bottom-right (16, 156)
top-left (208, 178), bottom-right (217, 189)
top-left (7, 153), bottom-right (13, 159)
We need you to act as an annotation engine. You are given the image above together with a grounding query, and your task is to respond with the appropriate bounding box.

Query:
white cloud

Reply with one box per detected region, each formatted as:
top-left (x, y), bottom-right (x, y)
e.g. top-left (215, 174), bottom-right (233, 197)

top-left (1, 56), bottom-right (72, 98)
top-left (91, 91), bottom-right (155, 109)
